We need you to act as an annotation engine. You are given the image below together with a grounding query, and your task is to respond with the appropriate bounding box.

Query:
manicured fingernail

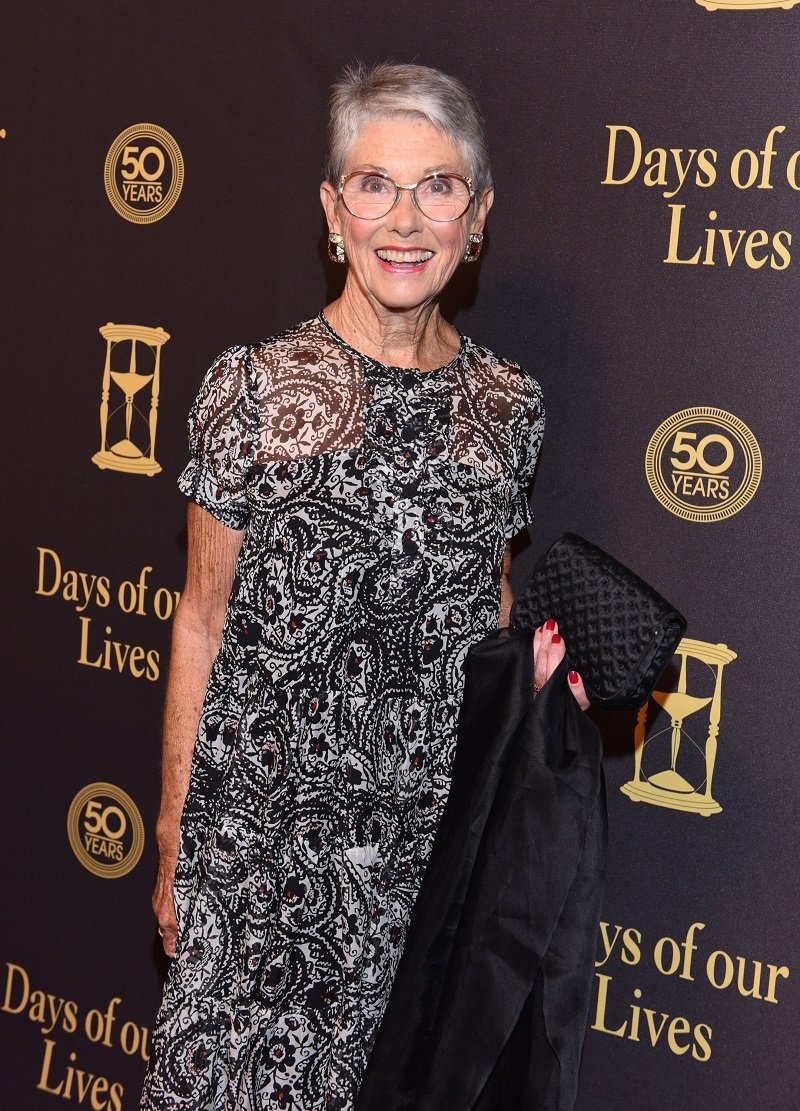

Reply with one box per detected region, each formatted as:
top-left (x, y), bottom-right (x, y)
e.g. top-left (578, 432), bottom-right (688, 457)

top-left (552, 634), bottom-right (562, 644)
top-left (568, 671), bottom-right (580, 684)
top-left (545, 619), bottom-right (556, 631)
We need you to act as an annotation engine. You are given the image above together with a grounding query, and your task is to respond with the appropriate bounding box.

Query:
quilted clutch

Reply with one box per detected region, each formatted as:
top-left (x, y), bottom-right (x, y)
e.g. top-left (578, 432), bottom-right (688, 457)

top-left (510, 532), bottom-right (687, 710)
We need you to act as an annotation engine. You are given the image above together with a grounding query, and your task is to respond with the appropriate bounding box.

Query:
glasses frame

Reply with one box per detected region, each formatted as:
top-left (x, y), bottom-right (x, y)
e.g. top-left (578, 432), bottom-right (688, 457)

top-left (338, 170), bottom-right (475, 223)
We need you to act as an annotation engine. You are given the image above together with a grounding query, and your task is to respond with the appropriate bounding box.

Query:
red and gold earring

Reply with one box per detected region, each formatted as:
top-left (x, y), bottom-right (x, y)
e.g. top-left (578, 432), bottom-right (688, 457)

top-left (463, 232), bottom-right (483, 263)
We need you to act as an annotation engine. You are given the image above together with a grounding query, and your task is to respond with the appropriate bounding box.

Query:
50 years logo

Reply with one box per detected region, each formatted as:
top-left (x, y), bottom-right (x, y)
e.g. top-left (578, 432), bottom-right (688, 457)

top-left (104, 123), bottom-right (184, 223)
top-left (645, 407), bottom-right (762, 522)
top-left (67, 783), bottom-right (144, 879)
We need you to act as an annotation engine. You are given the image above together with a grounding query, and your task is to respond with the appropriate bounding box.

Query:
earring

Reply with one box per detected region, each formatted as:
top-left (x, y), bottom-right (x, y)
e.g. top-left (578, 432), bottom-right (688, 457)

top-left (463, 232), bottom-right (483, 263)
top-left (328, 231), bottom-right (346, 264)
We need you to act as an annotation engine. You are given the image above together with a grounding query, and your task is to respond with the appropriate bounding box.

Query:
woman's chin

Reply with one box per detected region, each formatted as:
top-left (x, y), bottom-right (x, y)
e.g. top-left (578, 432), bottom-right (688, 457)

top-left (365, 276), bottom-right (442, 314)
top-left (374, 295), bottom-right (434, 314)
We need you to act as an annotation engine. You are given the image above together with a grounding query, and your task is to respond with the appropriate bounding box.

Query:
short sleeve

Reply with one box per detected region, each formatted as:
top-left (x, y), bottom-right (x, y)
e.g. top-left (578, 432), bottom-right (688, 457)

top-left (504, 377), bottom-right (546, 540)
top-left (177, 344), bottom-right (255, 530)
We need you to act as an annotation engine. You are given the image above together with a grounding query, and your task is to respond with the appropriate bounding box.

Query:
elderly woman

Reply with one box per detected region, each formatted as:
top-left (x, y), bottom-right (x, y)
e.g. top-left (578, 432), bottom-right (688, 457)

top-left (141, 62), bottom-right (587, 1111)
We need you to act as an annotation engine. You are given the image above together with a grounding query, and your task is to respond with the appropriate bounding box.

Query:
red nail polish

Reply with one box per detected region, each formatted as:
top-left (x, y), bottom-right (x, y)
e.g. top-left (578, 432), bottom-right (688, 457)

top-left (552, 633), bottom-right (562, 644)
top-left (545, 619), bottom-right (556, 631)
top-left (568, 671), bottom-right (579, 684)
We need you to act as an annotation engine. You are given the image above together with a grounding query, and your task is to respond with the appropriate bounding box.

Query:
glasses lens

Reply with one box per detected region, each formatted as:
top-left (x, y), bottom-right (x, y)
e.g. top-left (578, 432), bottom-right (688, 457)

top-left (341, 173), bottom-right (396, 219)
top-left (415, 175), bottom-right (472, 221)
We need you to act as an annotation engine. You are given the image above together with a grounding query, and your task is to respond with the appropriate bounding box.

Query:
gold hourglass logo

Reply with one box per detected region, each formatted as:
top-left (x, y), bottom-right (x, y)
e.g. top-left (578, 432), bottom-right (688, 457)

top-left (621, 638), bottom-right (737, 816)
top-left (92, 323), bottom-right (170, 476)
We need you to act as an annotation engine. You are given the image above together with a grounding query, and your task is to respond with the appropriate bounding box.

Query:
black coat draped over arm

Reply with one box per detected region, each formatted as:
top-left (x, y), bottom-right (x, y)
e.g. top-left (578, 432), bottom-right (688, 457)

top-left (357, 627), bottom-right (607, 1111)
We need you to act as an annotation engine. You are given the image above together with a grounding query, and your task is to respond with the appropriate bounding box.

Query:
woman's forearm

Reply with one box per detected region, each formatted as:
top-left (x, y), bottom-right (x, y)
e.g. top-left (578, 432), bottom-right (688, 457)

top-left (498, 540), bottom-right (514, 627)
top-left (155, 503), bottom-right (244, 860)
top-left (155, 601), bottom-right (220, 861)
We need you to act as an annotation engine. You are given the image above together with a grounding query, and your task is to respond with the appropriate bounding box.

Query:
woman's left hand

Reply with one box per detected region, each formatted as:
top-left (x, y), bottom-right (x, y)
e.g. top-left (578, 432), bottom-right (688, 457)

top-left (533, 618), bottom-right (590, 710)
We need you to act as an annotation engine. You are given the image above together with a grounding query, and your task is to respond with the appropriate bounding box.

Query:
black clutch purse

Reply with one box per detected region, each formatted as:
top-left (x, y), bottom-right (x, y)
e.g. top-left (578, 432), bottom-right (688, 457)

top-left (510, 532), bottom-right (687, 710)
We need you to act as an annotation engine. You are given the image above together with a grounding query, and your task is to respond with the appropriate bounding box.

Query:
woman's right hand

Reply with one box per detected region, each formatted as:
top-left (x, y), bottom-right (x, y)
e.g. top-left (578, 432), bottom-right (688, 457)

top-left (152, 851), bottom-right (179, 958)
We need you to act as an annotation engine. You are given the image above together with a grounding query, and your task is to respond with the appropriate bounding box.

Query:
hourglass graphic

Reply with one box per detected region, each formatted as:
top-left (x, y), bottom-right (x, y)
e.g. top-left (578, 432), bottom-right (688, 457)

top-left (621, 638), bottom-right (737, 816)
top-left (91, 323), bottom-right (170, 476)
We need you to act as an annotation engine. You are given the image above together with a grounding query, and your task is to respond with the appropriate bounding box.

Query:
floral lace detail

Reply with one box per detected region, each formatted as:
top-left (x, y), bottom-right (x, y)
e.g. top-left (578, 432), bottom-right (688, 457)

top-left (178, 314), bottom-right (543, 538)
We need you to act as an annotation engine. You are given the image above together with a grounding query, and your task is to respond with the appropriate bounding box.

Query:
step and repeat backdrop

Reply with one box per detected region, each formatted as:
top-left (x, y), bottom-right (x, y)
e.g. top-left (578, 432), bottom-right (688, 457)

top-left (2, 2), bottom-right (797, 1108)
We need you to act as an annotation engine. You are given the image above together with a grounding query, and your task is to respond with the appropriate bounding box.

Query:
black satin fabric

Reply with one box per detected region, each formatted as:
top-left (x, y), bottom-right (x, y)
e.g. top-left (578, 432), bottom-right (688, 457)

top-left (357, 628), bottom-right (607, 1111)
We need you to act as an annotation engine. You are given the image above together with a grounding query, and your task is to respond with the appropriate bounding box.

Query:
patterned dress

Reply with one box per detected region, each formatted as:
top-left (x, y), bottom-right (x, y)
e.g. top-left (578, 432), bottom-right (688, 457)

top-left (141, 312), bottom-right (544, 1111)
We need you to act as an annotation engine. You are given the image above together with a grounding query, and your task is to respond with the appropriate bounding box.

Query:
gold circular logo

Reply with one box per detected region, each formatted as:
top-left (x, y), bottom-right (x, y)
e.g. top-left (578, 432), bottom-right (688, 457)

top-left (104, 123), bottom-right (184, 224)
top-left (67, 783), bottom-right (145, 879)
top-left (645, 407), bottom-right (762, 523)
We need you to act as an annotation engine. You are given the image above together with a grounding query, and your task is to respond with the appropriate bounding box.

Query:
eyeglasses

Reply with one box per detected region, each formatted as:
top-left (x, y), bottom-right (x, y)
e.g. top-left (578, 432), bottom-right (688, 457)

top-left (338, 170), bottom-right (474, 222)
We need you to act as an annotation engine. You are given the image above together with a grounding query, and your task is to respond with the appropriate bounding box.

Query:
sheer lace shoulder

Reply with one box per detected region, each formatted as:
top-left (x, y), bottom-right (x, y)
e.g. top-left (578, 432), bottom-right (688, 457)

top-left (452, 341), bottom-right (545, 539)
top-left (177, 316), bottom-right (544, 537)
top-left (178, 318), bottom-right (370, 527)
top-left (504, 365), bottom-right (545, 538)
top-left (248, 318), bottom-right (368, 461)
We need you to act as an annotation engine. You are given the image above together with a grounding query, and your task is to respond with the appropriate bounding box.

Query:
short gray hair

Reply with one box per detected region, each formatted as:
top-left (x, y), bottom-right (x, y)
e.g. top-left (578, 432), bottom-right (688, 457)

top-left (324, 61), bottom-right (492, 194)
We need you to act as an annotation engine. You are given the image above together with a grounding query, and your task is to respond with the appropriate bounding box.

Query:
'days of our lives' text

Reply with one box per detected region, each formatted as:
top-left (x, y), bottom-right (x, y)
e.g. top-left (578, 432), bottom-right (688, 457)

top-left (38, 1039), bottom-right (123, 1111)
top-left (592, 973), bottom-right (712, 1061)
top-left (664, 205), bottom-right (790, 270)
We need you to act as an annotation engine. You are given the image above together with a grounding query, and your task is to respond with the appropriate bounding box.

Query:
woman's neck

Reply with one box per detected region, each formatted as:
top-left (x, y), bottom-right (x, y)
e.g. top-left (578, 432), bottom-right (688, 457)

top-left (324, 285), bottom-right (460, 372)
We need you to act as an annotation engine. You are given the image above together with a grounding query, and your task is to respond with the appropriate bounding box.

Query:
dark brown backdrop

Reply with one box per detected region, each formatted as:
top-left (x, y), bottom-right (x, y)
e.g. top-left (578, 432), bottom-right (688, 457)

top-left (1, 2), bottom-right (797, 1108)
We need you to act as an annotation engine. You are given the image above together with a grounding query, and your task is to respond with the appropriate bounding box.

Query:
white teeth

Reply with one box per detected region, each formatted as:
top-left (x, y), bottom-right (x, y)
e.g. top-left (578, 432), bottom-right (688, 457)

top-left (376, 249), bottom-right (434, 264)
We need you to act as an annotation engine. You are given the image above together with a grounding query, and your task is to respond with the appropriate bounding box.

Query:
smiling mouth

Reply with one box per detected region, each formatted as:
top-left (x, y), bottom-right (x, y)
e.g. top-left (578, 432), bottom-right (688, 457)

top-left (375, 248), bottom-right (435, 265)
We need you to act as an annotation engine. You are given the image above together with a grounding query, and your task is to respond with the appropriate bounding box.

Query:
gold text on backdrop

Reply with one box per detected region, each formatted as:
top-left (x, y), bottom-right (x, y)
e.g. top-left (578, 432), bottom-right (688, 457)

top-left (591, 917), bottom-right (790, 1062)
top-left (601, 123), bottom-right (798, 267)
top-left (34, 546), bottom-right (180, 681)
top-left (2, 960), bottom-right (153, 1108)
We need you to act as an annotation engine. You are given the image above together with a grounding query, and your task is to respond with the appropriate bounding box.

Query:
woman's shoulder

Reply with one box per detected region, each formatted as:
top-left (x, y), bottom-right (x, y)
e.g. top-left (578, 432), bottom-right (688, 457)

top-left (461, 334), bottom-right (543, 408)
top-left (201, 315), bottom-right (325, 368)
top-left (249, 314), bottom-right (330, 362)
top-left (193, 317), bottom-right (327, 417)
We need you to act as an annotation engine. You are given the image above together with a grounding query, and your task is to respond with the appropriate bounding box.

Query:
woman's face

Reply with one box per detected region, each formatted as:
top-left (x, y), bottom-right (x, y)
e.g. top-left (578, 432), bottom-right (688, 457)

top-left (321, 117), bottom-right (493, 315)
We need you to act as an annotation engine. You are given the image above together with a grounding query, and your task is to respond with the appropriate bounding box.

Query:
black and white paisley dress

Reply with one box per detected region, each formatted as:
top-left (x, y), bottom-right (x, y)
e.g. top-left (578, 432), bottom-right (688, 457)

top-left (141, 313), bottom-right (544, 1111)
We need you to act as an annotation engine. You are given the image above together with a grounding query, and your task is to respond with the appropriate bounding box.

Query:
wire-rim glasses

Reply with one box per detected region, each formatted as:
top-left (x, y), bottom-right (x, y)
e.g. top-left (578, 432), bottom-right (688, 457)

top-left (338, 170), bottom-right (475, 222)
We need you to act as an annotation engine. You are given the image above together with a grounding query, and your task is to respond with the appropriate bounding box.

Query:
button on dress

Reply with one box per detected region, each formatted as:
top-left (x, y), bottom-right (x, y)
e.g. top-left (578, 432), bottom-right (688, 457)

top-left (141, 313), bottom-right (544, 1111)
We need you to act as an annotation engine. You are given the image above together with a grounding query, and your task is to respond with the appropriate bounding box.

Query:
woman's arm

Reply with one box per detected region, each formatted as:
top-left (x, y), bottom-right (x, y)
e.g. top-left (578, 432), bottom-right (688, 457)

top-left (152, 502), bottom-right (245, 956)
top-left (498, 541), bottom-right (514, 627)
